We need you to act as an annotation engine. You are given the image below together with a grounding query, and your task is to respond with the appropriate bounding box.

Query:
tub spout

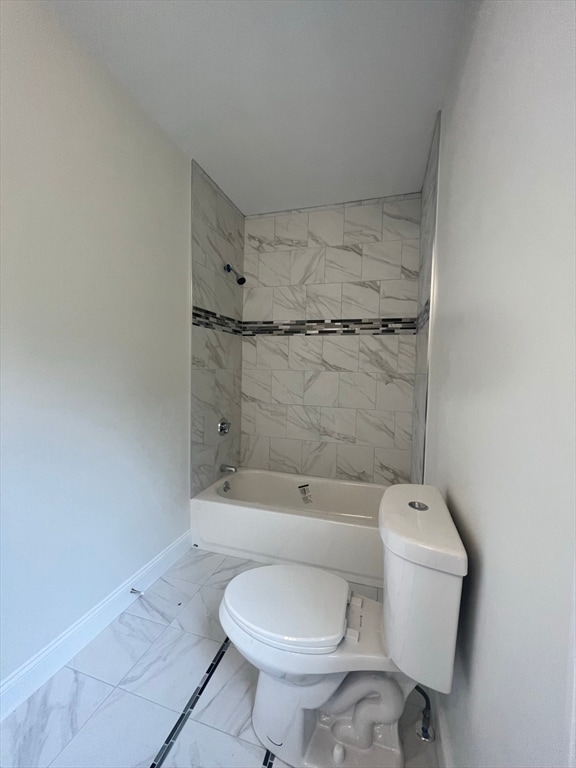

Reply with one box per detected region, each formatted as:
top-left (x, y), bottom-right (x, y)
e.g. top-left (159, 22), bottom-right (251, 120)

top-left (220, 464), bottom-right (237, 473)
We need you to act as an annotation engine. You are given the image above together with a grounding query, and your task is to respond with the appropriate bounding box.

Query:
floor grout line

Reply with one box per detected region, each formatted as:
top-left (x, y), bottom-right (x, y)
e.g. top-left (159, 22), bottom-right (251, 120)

top-left (148, 637), bottom-right (233, 768)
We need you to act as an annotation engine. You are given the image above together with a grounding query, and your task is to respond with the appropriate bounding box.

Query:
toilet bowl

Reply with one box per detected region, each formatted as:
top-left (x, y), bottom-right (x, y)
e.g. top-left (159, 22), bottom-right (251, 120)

top-left (219, 484), bottom-right (468, 768)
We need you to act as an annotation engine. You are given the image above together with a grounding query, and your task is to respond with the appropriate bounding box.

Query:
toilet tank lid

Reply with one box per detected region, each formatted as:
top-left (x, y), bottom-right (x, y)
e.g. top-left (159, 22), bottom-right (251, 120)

top-left (379, 485), bottom-right (468, 576)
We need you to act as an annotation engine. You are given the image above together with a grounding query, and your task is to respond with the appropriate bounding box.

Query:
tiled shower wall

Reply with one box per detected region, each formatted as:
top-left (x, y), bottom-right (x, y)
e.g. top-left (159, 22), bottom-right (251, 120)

top-left (240, 196), bottom-right (421, 484)
top-left (190, 163), bottom-right (244, 496)
top-left (411, 115), bottom-right (440, 483)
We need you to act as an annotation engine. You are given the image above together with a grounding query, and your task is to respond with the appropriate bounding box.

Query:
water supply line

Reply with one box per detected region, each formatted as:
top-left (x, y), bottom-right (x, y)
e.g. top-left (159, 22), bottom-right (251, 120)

top-left (415, 685), bottom-right (435, 742)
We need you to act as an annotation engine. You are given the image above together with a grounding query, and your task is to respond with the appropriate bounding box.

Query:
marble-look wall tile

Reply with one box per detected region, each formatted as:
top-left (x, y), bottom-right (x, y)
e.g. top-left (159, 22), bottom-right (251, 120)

top-left (381, 199), bottom-right (421, 241)
top-left (241, 190), bottom-right (422, 484)
top-left (301, 441), bottom-right (337, 478)
top-left (362, 241), bottom-right (402, 281)
top-left (324, 245), bottom-right (362, 282)
top-left (269, 438), bottom-right (302, 474)
top-left (243, 286), bottom-right (273, 321)
top-left (306, 283), bottom-right (342, 320)
top-left (291, 247), bottom-right (325, 284)
top-left (245, 216), bottom-right (275, 253)
top-left (356, 408), bottom-right (395, 448)
top-left (375, 372), bottom-right (415, 412)
top-left (289, 336), bottom-right (323, 370)
top-left (259, 252), bottom-right (291, 286)
top-left (257, 336), bottom-right (289, 369)
top-left (308, 209), bottom-right (344, 247)
top-left (323, 336), bottom-right (359, 372)
top-left (273, 285), bottom-right (306, 321)
top-left (380, 279), bottom-right (418, 318)
top-left (191, 370), bottom-right (216, 412)
top-left (271, 370), bottom-right (305, 405)
top-left (286, 405), bottom-right (320, 440)
top-left (374, 447), bottom-right (411, 485)
top-left (240, 435), bottom-right (270, 469)
top-left (359, 335), bottom-right (398, 373)
top-left (344, 203), bottom-right (382, 245)
top-left (395, 411), bottom-right (413, 450)
top-left (254, 402), bottom-right (287, 438)
top-left (303, 371), bottom-right (339, 406)
top-left (275, 212), bottom-right (308, 250)
top-left (319, 407), bottom-right (357, 443)
top-left (241, 369), bottom-right (272, 403)
top-left (341, 281), bottom-right (380, 319)
top-left (338, 372), bottom-right (377, 409)
top-left (336, 444), bottom-right (374, 483)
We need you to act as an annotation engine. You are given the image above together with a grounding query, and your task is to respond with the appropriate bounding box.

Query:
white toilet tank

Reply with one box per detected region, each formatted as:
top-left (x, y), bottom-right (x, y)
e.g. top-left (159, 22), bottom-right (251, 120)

top-left (379, 485), bottom-right (468, 694)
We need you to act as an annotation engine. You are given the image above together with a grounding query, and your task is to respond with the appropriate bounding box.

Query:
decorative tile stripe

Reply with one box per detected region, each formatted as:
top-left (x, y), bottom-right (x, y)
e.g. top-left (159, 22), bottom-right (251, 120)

top-left (149, 638), bottom-right (231, 768)
top-left (193, 305), bottom-right (417, 336)
top-left (417, 299), bottom-right (430, 331)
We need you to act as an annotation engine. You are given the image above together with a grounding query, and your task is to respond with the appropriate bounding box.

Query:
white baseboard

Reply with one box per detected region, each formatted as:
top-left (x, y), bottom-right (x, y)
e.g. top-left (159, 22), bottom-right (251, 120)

top-left (433, 695), bottom-right (454, 768)
top-left (0, 531), bottom-right (191, 720)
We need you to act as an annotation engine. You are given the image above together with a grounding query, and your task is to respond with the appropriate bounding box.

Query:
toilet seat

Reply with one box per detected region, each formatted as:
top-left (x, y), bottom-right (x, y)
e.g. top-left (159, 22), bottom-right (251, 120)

top-left (222, 564), bottom-right (350, 654)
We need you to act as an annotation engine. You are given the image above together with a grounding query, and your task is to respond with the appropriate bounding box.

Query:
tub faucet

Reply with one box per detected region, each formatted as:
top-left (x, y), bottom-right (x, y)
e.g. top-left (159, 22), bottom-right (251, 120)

top-left (220, 464), bottom-right (237, 474)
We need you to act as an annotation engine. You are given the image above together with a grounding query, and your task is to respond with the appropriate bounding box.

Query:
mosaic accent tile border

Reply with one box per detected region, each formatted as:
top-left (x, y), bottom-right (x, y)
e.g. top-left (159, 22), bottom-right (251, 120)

top-left (417, 298), bottom-right (430, 331)
top-left (193, 305), bottom-right (417, 336)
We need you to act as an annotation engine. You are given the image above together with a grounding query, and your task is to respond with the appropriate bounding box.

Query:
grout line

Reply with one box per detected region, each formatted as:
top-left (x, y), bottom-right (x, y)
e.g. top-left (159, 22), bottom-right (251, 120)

top-left (148, 637), bottom-right (231, 768)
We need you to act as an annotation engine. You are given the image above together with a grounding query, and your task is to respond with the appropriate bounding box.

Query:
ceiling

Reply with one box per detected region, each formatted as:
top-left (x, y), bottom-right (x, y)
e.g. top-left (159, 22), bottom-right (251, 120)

top-left (44, 0), bottom-right (467, 215)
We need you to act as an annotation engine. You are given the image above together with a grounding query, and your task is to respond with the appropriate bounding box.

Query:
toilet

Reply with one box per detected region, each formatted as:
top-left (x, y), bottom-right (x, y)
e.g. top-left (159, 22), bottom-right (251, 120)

top-left (219, 484), bottom-right (468, 768)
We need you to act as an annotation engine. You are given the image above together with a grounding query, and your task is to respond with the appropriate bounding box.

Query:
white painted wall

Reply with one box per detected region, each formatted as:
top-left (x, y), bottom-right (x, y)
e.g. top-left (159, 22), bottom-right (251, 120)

top-left (0, 1), bottom-right (191, 682)
top-left (426, 2), bottom-right (576, 766)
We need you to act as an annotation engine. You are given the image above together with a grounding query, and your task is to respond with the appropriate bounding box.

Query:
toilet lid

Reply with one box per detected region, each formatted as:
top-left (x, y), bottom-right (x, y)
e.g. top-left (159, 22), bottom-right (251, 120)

top-left (223, 565), bottom-right (350, 654)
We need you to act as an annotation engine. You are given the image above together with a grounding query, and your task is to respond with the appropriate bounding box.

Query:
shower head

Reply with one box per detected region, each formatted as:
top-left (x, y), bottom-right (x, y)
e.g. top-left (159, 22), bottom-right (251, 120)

top-left (224, 263), bottom-right (246, 285)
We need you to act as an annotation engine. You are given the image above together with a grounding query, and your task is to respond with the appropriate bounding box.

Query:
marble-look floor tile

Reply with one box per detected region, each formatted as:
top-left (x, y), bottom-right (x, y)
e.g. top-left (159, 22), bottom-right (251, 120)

top-left (164, 549), bottom-right (228, 587)
top-left (119, 627), bottom-right (220, 712)
top-left (204, 556), bottom-right (263, 589)
top-left (170, 586), bottom-right (226, 642)
top-left (0, 667), bottom-right (112, 768)
top-left (124, 575), bottom-right (201, 625)
top-left (49, 688), bottom-right (176, 768)
top-left (164, 720), bottom-right (266, 768)
top-left (190, 646), bottom-right (260, 747)
top-left (68, 612), bottom-right (166, 686)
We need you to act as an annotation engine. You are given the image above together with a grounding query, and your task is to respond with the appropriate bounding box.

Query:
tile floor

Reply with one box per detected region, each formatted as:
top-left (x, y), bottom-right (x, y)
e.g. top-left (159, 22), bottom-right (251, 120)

top-left (0, 548), bottom-right (439, 768)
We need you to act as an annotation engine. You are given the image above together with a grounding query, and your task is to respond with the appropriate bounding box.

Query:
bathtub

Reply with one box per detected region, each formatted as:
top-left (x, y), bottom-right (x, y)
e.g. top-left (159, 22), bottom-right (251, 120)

top-left (189, 469), bottom-right (386, 586)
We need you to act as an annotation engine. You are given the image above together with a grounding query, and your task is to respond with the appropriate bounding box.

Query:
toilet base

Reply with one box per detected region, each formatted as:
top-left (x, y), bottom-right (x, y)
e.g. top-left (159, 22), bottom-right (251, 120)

top-left (253, 670), bottom-right (415, 768)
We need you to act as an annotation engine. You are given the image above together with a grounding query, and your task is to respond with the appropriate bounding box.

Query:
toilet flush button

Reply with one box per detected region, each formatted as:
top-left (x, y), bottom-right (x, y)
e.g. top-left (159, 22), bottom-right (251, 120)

top-left (345, 628), bottom-right (359, 643)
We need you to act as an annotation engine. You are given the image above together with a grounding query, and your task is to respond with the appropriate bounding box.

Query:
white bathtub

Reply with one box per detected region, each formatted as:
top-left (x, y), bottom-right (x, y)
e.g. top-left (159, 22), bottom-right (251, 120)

top-left (189, 469), bottom-right (386, 586)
